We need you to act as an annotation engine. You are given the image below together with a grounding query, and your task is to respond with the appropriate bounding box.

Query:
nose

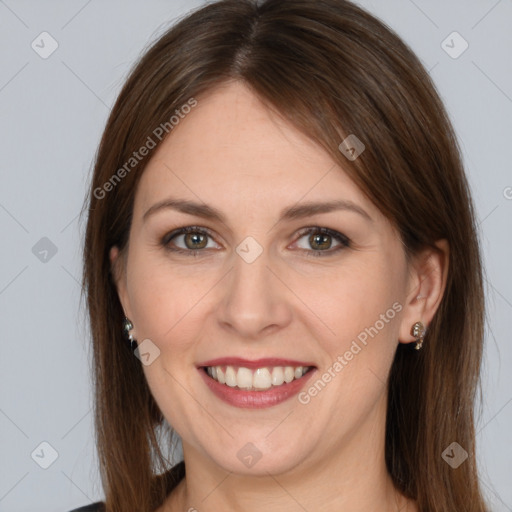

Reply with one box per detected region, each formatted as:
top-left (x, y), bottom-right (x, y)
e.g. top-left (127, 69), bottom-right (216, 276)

top-left (216, 244), bottom-right (293, 339)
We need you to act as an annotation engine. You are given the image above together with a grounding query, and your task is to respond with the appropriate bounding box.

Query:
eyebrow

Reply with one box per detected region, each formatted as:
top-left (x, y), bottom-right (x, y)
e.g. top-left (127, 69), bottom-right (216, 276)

top-left (143, 198), bottom-right (373, 224)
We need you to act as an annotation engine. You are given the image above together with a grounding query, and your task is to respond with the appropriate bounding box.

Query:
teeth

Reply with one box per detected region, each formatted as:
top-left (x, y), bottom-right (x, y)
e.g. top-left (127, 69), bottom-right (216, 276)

top-left (237, 367), bottom-right (253, 390)
top-left (271, 367), bottom-right (284, 386)
top-left (284, 366), bottom-right (295, 383)
top-left (253, 368), bottom-right (272, 390)
top-left (225, 366), bottom-right (237, 387)
top-left (205, 364), bottom-right (311, 390)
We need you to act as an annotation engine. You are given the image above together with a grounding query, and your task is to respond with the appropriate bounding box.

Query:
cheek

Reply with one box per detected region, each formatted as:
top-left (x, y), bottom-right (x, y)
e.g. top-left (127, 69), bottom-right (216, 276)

top-left (125, 250), bottom-right (214, 347)
top-left (306, 259), bottom-right (404, 352)
top-left (294, 259), bottom-right (405, 428)
top-left (125, 253), bottom-right (209, 428)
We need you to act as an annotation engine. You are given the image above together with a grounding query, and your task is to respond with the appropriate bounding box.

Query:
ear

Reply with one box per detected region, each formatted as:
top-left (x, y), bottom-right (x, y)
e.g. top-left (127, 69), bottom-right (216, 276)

top-left (110, 246), bottom-right (132, 320)
top-left (398, 239), bottom-right (449, 345)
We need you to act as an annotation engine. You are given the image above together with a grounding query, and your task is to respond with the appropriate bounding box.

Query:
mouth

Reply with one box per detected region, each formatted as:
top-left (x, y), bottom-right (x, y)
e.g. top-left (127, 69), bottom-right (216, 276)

top-left (197, 358), bottom-right (317, 408)
top-left (202, 364), bottom-right (314, 390)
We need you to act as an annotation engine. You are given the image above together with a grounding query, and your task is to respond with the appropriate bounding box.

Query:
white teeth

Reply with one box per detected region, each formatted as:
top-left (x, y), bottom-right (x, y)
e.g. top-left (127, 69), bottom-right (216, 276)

top-left (284, 366), bottom-right (295, 383)
top-left (225, 366), bottom-right (237, 387)
top-left (205, 364), bottom-right (311, 390)
top-left (237, 367), bottom-right (253, 390)
top-left (271, 367), bottom-right (284, 386)
top-left (253, 368), bottom-right (272, 390)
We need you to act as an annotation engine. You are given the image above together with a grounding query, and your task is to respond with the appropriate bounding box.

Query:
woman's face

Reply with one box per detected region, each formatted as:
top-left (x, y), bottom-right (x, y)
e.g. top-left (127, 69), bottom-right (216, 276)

top-left (111, 81), bottom-right (426, 476)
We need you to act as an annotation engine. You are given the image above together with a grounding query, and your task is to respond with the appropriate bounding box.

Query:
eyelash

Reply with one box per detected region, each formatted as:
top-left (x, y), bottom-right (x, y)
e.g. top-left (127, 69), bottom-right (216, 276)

top-left (161, 225), bottom-right (350, 258)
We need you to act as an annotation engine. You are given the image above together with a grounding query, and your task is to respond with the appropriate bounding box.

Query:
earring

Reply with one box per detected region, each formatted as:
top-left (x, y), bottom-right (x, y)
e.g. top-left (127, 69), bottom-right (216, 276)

top-left (123, 317), bottom-right (137, 351)
top-left (411, 321), bottom-right (426, 350)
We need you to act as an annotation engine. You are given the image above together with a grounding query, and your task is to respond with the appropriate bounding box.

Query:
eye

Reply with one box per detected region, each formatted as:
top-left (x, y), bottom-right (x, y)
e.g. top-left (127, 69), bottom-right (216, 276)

top-left (161, 226), bottom-right (219, 255)
top-left (161, 225), bottom-right (350, 258)
top-left (292, 227), bottom-right (350, 257)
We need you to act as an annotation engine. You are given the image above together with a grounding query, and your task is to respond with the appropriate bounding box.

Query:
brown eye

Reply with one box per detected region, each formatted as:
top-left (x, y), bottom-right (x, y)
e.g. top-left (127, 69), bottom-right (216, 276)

top-left (308, 232), bottom-right (332, 251)
top-left (162, 226), bottom-right (219, 254)
top-left (183, 231), bottom-right (208, 250)
top-left (293, 227), bottom-right (350, 258)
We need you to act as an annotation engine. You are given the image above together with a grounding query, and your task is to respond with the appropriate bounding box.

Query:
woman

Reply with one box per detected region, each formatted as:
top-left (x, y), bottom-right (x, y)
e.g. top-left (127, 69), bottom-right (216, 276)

top-left (77, 0), bottom-right (489, 510)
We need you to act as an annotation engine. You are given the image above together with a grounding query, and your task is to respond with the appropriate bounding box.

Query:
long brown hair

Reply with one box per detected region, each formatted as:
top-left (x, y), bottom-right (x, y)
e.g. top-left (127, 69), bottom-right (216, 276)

top-left (81, 1), bottom-right (488, 510)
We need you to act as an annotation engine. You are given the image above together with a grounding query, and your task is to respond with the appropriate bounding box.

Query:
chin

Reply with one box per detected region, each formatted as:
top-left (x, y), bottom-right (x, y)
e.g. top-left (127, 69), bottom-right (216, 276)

top-left (202, 435), bottom-right (314, 477)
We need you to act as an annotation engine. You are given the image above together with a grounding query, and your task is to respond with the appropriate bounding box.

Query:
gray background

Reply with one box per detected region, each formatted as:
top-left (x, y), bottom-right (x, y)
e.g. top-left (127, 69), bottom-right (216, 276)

top-left (0, 1), bottom-right (510, 511)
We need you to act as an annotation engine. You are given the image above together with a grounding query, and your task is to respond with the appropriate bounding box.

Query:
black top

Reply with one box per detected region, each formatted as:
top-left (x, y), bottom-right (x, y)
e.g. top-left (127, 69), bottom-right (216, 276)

top-left (68, 502), bottom-right (105, 512)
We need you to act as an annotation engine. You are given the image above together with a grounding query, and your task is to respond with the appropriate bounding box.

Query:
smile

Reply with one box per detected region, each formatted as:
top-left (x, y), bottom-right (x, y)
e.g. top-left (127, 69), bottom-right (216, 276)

top-left (197, 358), bottom-right (317, 409)
top-left (204, 365), bottom-right (312, 390)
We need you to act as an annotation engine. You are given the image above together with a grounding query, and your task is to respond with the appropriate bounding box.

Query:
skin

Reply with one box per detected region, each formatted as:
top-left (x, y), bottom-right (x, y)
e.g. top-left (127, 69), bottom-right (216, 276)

top-left (111, 81), bottom-right (449, 512)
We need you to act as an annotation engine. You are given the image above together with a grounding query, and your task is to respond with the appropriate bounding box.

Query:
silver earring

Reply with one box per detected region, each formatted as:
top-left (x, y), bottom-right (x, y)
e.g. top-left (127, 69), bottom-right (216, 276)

top-left (123, 317), bottom-right (137, 351)
top-left (411, 321), bottom-right (426, 350)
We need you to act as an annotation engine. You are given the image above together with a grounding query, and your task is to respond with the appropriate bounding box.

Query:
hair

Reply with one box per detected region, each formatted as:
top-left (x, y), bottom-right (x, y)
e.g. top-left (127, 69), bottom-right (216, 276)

top-left (81, 0), bottom-right (488, 510)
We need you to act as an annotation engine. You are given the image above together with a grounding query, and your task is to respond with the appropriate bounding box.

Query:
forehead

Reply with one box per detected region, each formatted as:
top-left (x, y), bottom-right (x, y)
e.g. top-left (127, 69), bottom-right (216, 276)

top-left (135, 81), bottom-right (378, 221)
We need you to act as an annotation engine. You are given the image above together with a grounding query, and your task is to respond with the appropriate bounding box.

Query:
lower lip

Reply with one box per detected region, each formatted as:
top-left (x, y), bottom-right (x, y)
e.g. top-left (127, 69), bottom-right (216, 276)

top-left (198, 367), bottom-right (316, 409)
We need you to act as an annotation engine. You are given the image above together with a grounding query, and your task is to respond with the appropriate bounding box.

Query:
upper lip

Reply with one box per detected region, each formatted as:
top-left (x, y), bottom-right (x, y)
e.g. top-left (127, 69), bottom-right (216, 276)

top-left (198, 357), bottom-right (316, 369)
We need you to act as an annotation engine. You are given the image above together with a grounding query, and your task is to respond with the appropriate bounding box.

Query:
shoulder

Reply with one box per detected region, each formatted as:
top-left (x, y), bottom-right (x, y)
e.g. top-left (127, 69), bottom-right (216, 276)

top-left (67, 502), bottom-right (105, 512)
